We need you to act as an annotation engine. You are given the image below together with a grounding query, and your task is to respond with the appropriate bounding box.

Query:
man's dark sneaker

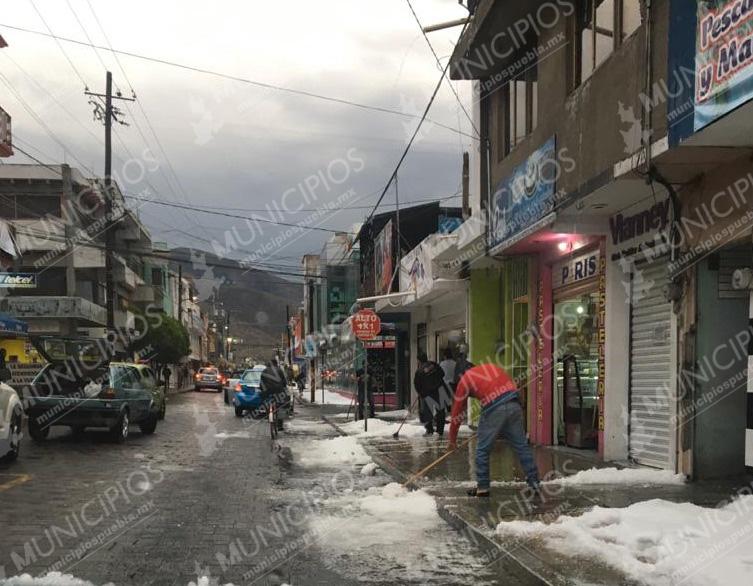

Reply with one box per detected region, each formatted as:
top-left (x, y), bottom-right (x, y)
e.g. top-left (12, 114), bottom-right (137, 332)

top-left (467, 487), bottom-right (490, 498)
top-left (424, 429), bottom-right (435, 436)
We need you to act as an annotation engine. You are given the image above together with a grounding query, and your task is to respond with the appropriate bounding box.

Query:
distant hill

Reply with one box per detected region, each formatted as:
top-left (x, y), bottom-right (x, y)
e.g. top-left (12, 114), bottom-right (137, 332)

top-left (171, 247), bottom-right (303, 360)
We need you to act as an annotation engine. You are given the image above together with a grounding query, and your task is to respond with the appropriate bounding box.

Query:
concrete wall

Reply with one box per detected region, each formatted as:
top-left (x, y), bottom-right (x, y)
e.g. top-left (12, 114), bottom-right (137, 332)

top-left (604, 237), bottom-right (631, 462)
top-left (485, 1), bottom-right (669, 200)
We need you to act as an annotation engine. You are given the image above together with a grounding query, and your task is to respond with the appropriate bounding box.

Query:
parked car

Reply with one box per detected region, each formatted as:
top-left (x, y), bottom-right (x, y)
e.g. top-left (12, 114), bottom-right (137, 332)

top-left (231, 365), bottom-right (266, 417)
top-left (194, 367), bottom-right (223, 392)
top-left (125, 363), bottom-right (166, 421)
top-left (0, 368), bottom-right (23, 461)
top-left (25, 337), bottom-right (161, 443)
top-left (223, 369), bottom-right (245, 405)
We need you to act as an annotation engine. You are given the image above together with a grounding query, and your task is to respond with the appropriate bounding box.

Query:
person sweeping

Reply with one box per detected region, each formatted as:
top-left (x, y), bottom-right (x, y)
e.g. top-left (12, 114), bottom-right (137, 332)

top-left (447, 362), bottom-right (540, 498)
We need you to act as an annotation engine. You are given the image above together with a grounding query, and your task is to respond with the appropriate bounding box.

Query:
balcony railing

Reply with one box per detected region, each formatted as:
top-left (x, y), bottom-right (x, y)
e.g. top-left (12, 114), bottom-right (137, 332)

top-left (0, 296), bottom-right (107, 325)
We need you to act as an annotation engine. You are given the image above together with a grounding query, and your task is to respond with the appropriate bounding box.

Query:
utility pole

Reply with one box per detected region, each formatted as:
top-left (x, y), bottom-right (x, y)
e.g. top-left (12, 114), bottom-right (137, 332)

top-left (178, 264), bottom-right (183, 321)
top-left (285, 304), bottom-right (291, 364)
top-left (86, 72), bottom-right (135, 331)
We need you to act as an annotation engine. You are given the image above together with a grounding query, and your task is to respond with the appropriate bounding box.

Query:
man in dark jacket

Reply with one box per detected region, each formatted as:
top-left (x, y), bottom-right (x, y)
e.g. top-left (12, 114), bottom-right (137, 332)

top-left (453, 344), bottom-right (474, 389)
top-left (414, 351), bottom-right (451, 436)
top-left (261, 358), bottom-right (289, 430)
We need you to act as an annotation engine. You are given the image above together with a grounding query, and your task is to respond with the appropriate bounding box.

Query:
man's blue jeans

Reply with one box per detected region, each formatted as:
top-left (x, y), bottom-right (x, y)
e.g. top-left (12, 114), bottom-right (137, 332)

top-left (476, 398), bottom-right (539, 490)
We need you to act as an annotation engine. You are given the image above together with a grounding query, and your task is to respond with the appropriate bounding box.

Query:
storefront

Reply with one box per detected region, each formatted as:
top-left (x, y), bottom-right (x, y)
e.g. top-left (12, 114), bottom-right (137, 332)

top-left (550, 247), bottom-right (603, 451)
top-left (604, 196), bottom-right (677, 470)
top-left (363, 327), bottom-right (400, 410)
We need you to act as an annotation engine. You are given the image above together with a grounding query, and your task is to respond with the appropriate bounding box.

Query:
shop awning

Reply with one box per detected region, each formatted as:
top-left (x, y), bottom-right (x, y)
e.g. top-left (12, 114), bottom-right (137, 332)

top-left (0, 313), bottom-right (28, 334)
top-left (488, 212), bottom-right (557, 257)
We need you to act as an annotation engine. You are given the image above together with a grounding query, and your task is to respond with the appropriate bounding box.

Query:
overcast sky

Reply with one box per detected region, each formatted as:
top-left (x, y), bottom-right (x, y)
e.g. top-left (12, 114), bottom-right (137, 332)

top-left (0, 0), bottom-right (476, 270)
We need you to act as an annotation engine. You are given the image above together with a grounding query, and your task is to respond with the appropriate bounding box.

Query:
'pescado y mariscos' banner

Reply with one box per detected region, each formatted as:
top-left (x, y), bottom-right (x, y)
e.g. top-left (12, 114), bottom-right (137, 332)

top-left (696, 0), bottom-right (753, 130)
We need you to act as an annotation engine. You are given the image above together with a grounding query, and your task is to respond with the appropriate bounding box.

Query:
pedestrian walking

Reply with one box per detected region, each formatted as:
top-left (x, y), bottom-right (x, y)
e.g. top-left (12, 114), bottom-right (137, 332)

top-left (447, 362), bottom-right (540, 497)
top-left (161, 365), bottom-right (171, 392)
top-left (439, 348), bottom-right (456, 394)
top-left (355, 368), bottom-right (375, 420)
top-left (414, 351), bottom-right (451, 436)
top-left (453, 344), bottom-right (473, 388)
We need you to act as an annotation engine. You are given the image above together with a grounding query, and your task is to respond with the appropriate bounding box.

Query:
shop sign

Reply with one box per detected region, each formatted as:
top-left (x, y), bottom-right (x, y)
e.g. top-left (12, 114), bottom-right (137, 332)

top-left (0, 272), bottom-right (37, 288)
top-left (438, 215), bottom-right (462, 234)
top-left (696, 0), bottom-right (753, 130)
top-left (552, 250), bottom-right (600, 289)
top-left (597, 251), bottom-right (606, 432)
top-left (609, 199), bottom-right (670, 261)
top-left (352, 309), bottom-right (381, 341)
top-left (490, 136), bottom-right (556, 250)
top-left (374, 220), bottom-right (393, 295)
top-left (363, 335), bottom-right (396, 350)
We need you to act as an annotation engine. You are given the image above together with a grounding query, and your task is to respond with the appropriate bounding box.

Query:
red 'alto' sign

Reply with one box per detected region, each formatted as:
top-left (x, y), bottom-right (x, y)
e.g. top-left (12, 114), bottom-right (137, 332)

top-left (351, 309), bottom-right (381, 341)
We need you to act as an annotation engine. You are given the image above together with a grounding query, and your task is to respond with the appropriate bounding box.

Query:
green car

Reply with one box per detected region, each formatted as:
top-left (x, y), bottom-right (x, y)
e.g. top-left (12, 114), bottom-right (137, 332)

top-left (26, 338), bottom-right (166, 443)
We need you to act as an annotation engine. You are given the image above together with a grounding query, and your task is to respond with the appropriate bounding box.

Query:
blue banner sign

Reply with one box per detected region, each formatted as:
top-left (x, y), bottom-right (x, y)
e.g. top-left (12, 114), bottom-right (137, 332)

top-left (489, 136), bottom-right (557, 250)
top-left (695, 0), bottom-right (753, 130)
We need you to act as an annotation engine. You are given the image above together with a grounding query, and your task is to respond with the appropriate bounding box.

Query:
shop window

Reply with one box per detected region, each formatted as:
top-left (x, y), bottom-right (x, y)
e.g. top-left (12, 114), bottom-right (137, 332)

top-left (572, 0), bottom-right (642, 88)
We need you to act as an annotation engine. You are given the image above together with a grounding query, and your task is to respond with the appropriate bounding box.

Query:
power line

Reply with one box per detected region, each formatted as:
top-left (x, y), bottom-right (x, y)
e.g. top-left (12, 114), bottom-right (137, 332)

top-left (404, 0), bottom-right (480, 139)
top-left (358, 20), bottom-right (469, 241)
top-left (11, 224), bottom-right (319, 281)
top-left (0, 71), bottom-right (97, 176)
top-left (0, 21), bottom-right (478, 141)
top-left (28, 0), bottom-right (88, 89)
top-left (124, 191), bottom-right (461, 214)
top-left (85, 0), bottom-right (205, 235)
top-left (124, 194), bottom-right (357, 234)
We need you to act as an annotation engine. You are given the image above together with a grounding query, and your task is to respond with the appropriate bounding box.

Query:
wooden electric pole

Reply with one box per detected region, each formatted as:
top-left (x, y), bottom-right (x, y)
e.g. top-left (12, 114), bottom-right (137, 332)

top-left (85, 72), bottom-right (135, 331)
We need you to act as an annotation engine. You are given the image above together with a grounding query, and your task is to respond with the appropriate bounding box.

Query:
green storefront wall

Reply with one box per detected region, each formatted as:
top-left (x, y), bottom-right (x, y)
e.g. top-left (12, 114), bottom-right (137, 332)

top-left (468, 259), bottom-right (531, 426)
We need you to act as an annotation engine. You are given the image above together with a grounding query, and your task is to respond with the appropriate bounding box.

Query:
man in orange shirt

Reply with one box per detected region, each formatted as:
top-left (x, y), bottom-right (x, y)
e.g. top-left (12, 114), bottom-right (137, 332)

top-left (448, 362), bottom-right (540, 497)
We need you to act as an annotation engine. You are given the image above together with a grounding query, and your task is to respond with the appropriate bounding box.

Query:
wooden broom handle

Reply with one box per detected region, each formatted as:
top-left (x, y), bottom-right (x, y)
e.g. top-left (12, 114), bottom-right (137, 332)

top-left (403, 434), bottom-right (476, 487)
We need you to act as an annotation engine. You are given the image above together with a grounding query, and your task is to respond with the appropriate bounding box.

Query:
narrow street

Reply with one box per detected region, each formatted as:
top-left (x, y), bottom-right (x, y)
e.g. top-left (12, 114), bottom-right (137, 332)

top-left (0, 391), bottom-right (537, 586)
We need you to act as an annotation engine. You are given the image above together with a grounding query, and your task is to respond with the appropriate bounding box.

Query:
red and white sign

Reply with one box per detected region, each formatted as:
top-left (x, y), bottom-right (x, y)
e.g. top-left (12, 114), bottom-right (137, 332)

top-left (0, 107), bottom-right (12, 158)
top-left (351, 309), bottom-right (381, 341)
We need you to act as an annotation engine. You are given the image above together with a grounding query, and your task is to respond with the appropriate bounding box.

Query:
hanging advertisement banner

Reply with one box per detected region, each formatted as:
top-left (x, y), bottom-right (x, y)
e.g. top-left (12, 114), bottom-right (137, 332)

top-left (400, 242), bottom-right (433, 299)
top-left (374, 220), bottom-right (393, 295)
top-left (489, 136), bottom-right (557, 252)
top-left (0, 106), bottom-right (12, 158)
top-left (695, 0), bottom-right (753, 130)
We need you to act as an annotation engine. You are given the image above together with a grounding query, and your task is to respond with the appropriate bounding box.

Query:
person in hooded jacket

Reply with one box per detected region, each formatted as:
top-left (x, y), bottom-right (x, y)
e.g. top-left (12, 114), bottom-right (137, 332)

top-left (413, 351), bottom-right (451, 436)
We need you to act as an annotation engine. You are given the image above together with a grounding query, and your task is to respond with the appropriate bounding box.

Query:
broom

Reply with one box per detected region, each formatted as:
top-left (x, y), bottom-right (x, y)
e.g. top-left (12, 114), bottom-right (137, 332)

top-left (391, 398), bottom-right (419, 439)
top-left (403, 434), bottom-right (476, 488)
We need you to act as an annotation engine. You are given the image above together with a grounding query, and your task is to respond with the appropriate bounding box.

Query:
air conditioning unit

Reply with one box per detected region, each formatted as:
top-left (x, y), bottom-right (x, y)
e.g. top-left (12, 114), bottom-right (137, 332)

top-left (731, 268), bottom-right (753, 290)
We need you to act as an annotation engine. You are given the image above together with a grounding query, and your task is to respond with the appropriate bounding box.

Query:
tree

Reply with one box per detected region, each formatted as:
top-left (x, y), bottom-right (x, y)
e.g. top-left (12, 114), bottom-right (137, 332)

top-left (131, 312), bottom-right (191, 374)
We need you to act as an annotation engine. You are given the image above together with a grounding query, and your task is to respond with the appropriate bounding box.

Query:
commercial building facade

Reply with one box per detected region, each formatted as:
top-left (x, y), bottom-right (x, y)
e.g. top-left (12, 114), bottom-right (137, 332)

top-left (448, 0), bottom-right (753, 478)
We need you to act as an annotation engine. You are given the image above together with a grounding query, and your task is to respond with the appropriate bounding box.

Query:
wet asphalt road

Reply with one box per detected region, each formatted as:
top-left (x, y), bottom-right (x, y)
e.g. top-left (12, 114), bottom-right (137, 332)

top-left (0, 390), bottom-right (537, 586)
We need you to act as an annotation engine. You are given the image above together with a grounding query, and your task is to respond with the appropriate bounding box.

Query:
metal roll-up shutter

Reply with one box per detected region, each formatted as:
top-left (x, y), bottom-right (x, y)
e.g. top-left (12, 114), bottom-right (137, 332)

top-left (629, 260), bottom-right (675, 469)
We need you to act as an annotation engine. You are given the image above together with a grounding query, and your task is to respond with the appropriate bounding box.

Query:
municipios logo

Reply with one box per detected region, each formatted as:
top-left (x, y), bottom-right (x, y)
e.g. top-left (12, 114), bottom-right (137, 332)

top-left (398, 93), bottom-right (435, 145)
top-left (617, 101), bottom-right (653, 155)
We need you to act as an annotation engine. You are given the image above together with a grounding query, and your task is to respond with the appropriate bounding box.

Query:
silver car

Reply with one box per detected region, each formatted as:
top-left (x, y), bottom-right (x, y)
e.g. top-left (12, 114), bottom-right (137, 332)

top-left (194, 367), bottom-right (223, 392)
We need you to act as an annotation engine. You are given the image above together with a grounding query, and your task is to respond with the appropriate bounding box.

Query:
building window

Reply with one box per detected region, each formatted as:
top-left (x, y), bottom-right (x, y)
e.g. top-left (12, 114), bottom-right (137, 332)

top-left (501, 68), bottom-right (538, 158)
top-left (574, 0), bottom-right (641, 87)
top-left (7, 195), bottom-right (62, 219)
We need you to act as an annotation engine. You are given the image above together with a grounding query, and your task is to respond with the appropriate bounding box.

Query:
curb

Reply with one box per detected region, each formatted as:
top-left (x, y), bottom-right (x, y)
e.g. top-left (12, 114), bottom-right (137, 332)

top-left (320, 415), bottom-right (555, 586)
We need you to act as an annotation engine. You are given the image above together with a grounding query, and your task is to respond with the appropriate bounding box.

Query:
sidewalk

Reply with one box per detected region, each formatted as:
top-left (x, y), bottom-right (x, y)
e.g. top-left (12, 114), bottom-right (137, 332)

top-left (319, 409), bottom-right (753, 586)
